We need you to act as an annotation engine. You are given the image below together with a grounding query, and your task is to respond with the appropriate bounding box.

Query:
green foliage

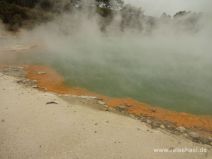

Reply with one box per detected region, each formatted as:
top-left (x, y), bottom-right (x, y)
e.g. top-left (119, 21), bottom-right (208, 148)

top-left (0, 0), bottom-right (50, 30)
top-left (0, 0), bottom-right (202, 33)
top-left (120, 4), bottom-right (144, 31)
top-left (0, 1), bottom-right (28, 29)
top-left (0, 0), bottom-right (40, 8)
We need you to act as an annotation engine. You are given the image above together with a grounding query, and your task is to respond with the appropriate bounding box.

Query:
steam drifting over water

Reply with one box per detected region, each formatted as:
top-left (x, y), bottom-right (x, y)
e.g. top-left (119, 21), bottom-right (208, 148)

top-left (1, 0), bottom-right (212, 115)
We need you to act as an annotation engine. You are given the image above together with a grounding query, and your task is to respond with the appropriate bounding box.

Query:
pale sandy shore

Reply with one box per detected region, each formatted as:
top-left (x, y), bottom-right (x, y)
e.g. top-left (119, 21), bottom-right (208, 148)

top-left (0, 73), bottom-right (211, 159)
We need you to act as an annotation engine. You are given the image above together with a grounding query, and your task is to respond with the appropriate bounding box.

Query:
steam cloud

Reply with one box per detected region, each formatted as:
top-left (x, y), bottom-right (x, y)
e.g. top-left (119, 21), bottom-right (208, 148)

top-left (0, 0), bottom-right (212, 114)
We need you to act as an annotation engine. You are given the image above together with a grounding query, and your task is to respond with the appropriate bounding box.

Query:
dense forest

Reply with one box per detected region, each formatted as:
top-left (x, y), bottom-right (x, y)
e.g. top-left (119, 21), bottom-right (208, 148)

top-left (0, 0), bottom-right (202, 32)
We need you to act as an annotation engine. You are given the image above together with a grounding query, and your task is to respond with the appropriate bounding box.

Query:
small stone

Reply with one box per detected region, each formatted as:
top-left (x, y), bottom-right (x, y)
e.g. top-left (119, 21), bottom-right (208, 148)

top-left (105, 120), bottom-right (109, 123)
top-left (160, 125), bottom-right (165, 129)
top-left (200, 137), bottom-right (210, 144)
top-left (104, 107), bottom-right (109, 111)
top-left (46, 101), bottom-right (58, 105)
top-left (118, 105), bottom-right (127, 109)
top-left (116, 105), bottom-right (128, 112)
top-left (129, 114), bottom-right (136, 118)
top-left (94, 131), bottom-right (97, 133)
top-left (151, 122), bottom-right (159, 128)
top-left (146, 119), bottom-right (152, 124)
top-left (16, 80), bottom-right (24, 84)
top-left (1, 119), bottom-right (5, 122)
top-left (32, 85), bottom-right (38, 88)
top-left (150, 108), bottom-right (156, 113)
top-left (98, 101), bottom-right (105, 105)
top-left (176, 126), bottom-right (186, 133)
top-left (94, 123), bottom-right (98, 126)
top-left (37, 71), bottom-right (46, 75)
top-left (139, 119), bottom-right (144, 123)
top-left (17, 66), bottom-right (24, 69)
top-left (189, 132), bottom-right (200, 139)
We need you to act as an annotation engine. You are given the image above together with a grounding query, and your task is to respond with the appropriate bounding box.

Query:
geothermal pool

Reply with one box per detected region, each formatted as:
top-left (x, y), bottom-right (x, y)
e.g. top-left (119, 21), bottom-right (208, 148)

top-left (9, 34), bottom-right (211, 116)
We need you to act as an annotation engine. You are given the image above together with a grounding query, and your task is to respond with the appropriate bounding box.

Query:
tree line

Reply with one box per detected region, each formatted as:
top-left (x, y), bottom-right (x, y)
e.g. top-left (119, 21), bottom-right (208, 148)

top-left (0, 0), bottom-right (202, 33)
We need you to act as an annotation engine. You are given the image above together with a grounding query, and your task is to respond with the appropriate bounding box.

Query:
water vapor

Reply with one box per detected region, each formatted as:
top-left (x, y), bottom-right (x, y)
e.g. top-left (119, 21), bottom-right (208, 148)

top-left (0, 0), bottom-right (212, 114)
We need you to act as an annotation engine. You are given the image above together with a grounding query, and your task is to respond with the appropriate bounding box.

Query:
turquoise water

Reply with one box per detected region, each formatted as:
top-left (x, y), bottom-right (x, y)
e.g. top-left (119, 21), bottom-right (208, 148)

top-left (12, 35), bottom-right (212, 115)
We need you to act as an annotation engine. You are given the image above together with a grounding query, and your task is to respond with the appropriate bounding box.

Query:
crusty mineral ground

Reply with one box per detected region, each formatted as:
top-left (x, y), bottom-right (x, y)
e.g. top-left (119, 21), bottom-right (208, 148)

top-left (0, 72), bottom-right (211, 159)
top-left (24, 65), bottom-right (212, 135)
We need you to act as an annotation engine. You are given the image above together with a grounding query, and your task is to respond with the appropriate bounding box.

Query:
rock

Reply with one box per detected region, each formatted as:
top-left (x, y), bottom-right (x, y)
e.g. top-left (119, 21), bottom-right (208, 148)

top-left (118, 105), bottom-right (127, 109)
top-left (37, 71), bottom-right (46, 75)
top-left (150, 108), bottom-right (156, 113)
top-left (17, 66), bottom-right (24, 69)
top-left (104, 107), bottom-right (109, 111)
top-left (32, 85), bottom-right (38, 88)
top-left (165, 124), bottom-right (176, 131)
top-left (189, 132), bottom-right (200, 139)
top-left (129, 114), bottom-right (136, 119)
top-left (200, 137), bottom-right (211, 145)
top-left (176, 126), bottom-right (186, 133)
top-left (17, 80), bottom-right (25, 84)
top-left (98, 101), bottom-right (105, 105)
top-left (46, 101), bottom-right (58, 105)
top-left (116, 105), bottom-right (128, 112)
top-left (139, 117), bottom-right (145, 122)
top-left (146, 119), bottom-right (152, 124)
top-left (80, 96), bottom-right (97, 100)
top-left (150, 122), bottom-right (159, 128)
top-left (160, 125), bottom-right (165, 129)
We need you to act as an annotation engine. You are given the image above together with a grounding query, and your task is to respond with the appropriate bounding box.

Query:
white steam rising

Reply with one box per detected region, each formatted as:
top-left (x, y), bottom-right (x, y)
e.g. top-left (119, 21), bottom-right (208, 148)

top-left (0, 0), bottom-right (212, 114)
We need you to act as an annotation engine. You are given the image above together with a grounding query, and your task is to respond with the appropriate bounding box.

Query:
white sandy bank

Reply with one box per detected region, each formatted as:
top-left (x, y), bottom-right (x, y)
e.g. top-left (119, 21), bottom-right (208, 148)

top-left (0, 73), bottom-right (211, 159)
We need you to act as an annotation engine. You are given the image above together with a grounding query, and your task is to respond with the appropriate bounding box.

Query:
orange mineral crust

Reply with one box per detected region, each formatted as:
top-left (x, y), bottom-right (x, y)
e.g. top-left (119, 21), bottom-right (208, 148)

top-left (24, 65), bottom-right (212, 133)
top-left (24, 65), bottom-right (97, 96)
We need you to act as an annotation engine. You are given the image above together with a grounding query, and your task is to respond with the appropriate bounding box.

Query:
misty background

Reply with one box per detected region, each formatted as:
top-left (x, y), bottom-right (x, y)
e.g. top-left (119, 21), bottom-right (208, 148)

top-left (0, 0), bottom-right (212, 115)
top-left (126, 0), bottom-right (212, 16)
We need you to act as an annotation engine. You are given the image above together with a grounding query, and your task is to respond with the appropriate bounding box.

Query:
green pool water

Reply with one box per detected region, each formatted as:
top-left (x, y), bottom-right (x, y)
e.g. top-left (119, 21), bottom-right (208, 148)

top-left (11, 35), bottom-right (212, 115)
